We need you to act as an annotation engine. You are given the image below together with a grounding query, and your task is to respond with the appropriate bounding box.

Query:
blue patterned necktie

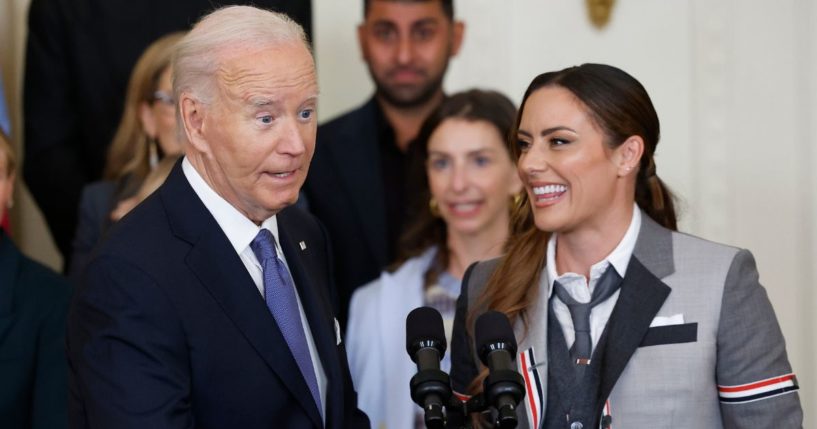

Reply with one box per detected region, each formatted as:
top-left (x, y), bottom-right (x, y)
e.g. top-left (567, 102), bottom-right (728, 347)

top-left (250, 228), bottom-right (322, 413)
top-left (553, 264), bottom-right (623, 364)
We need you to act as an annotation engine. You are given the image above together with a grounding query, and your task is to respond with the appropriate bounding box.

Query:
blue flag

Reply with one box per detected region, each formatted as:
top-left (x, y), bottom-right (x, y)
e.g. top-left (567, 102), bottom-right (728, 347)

top-left (0, 73), bottom-right (10, 135)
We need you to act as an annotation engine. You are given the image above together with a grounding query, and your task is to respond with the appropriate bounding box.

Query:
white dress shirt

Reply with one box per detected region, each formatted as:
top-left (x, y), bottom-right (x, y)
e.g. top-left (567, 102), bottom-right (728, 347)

top-left (182, 158), bottom-right (327, 420)
top-left (546, 204), bottom-right (641, 354)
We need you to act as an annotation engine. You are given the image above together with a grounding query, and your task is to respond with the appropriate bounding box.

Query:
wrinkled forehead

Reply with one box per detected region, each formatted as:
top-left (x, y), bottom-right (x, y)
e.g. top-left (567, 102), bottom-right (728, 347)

top-left (214, 41), bottom-right (317, 102)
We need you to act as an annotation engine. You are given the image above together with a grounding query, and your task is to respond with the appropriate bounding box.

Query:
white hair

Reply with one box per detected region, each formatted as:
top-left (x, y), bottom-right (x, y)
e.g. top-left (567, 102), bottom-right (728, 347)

top-left (173, 5), bottom-right (309, 105)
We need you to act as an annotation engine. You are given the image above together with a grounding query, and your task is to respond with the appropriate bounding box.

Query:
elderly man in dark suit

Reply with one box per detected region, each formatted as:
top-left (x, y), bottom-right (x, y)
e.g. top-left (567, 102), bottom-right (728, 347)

top-left (67, 6), bottom-right (369, 428)
top-left (24, 0), bottom-right (312, 270)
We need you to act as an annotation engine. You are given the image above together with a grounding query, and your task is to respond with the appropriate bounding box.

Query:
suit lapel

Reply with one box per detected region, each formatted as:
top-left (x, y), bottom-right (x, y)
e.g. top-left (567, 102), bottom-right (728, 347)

top-left (515, 267), bottom-right (548, 429)
top-left (161, 164), bottom-right (322, 428)
top-left (0, 234), bottom-right (20, 343)
top-left (278, 210), bottom-right (342, 428)
top-left (327, 98), bottom-right (388, 265)
top-left (598, 214), bottom-right (675, 402)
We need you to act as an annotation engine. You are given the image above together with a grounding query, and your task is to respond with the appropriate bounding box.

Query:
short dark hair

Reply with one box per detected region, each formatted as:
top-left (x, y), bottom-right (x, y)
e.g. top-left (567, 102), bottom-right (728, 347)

top-left (363, 0), bottom-right (454, 21)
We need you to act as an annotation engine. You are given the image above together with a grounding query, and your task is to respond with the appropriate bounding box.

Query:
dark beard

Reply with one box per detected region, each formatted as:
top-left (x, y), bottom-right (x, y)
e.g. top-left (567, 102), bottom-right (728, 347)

top-left (373, 73), bottom-right (445, 109)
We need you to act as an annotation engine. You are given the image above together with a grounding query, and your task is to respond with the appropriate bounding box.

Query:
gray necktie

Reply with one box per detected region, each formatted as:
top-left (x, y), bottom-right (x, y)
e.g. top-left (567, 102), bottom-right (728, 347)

top-left (553, 264), bottom-right (623, 364)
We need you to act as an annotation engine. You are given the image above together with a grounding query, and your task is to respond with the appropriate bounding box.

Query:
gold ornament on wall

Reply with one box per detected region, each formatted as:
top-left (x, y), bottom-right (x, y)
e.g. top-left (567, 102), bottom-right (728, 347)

top-left (586, 0), bottom-right (616, 29)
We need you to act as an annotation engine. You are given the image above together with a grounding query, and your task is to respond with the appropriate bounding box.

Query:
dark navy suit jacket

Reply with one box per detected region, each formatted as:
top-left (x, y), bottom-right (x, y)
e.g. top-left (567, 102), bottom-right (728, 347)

top-left (304, 98), bottom-right (391, 326)
top-left (67, 162), bottom-right (369, 428)
top-left (0, 232), bottom-right (72, 429)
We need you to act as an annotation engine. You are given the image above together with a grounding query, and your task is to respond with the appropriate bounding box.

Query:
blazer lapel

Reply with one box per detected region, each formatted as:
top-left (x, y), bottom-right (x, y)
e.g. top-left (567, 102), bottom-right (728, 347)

top-left (278, 210), bottom-right (340, 429)
top-left (514, 266), bottom-right (549, 429)
top-left (598, 214), bottom-right (675, 401)
top-left (161, 164), bottom-right (322, 428)
top-left (327, 99), bottom-right (388, 265)
top-left (0, 234), bottom-right (20, 343)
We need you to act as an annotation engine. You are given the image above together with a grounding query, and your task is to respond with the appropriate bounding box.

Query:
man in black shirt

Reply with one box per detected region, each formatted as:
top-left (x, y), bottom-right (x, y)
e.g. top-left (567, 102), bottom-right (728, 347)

top-left (304, 0), bottom-right (464, 325)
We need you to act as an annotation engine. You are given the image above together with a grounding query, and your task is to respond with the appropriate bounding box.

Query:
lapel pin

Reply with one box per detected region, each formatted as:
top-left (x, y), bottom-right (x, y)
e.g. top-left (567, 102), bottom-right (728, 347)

top-left (299, 241), bottom-right (307, 251)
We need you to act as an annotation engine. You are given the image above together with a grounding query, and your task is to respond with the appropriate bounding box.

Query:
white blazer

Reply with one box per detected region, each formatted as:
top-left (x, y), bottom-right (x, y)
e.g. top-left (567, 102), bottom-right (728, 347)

top-left (345, 247), bottom-right (437, 429)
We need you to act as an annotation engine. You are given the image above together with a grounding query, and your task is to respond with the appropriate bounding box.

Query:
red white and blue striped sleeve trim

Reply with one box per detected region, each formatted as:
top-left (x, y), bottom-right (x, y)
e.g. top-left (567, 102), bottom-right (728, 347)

top-left (718, 373), bottom-right (799, 404)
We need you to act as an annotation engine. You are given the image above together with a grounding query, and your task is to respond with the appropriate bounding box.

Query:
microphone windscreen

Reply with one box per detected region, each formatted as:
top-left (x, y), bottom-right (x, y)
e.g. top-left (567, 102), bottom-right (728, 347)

top-left (406, 306), bottom-right (446, 351)
top-left (475, 311), bottom-right (517, 359)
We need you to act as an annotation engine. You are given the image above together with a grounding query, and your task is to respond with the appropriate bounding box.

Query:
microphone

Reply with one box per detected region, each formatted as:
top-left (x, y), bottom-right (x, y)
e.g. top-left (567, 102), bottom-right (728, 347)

top-left (475, 311), bottom-right (525, 429)
top-left (406, 307), bottom-right (452, 429)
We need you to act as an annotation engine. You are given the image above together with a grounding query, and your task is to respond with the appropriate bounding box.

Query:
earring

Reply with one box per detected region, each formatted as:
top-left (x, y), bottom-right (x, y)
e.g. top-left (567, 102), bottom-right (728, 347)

top-left (620, 165), bottom-right (633, 177)
top-left (149, 138), bottom-right (160, 168)
top-left (429, 197), bottom-right (440, 217)
top-left (511, 192), bottom-right (524, 209)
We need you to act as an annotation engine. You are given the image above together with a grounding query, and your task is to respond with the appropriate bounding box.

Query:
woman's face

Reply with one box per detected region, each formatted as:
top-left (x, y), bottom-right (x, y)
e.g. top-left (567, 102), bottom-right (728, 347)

top-left (141, 67), bottom-right (183, 156)
top-left (426, 118), bottom-right (521, 237)
top-left (0, 151), bottom-right (14, 225)
top-left (516, 86), bottom-right (630, 235)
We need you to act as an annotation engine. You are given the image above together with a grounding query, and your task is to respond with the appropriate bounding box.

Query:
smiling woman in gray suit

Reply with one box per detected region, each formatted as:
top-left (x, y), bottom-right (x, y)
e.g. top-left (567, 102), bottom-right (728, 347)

top-left (450, 64), bottom-right (803, 429)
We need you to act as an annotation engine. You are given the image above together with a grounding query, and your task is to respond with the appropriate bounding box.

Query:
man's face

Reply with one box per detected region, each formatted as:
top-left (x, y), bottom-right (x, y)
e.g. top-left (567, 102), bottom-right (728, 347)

top-left (358, 1), bottom-right (463, 108)
top-left (183, 42), bottom-right (318, 222)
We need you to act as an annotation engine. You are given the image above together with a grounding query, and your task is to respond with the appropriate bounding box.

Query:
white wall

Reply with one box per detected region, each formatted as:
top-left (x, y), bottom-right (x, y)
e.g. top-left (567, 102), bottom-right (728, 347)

top-left (315, 0), bottom-right (816, 423)
top-left (2, 0), bottom-right (814, 423)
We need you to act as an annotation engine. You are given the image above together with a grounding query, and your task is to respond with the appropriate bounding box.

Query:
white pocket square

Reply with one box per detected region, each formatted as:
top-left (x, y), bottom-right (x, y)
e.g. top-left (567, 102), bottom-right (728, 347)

top-left (650, 313), bottom-right (685, 327)
top-left (334, 317), bottom-right (342, 345)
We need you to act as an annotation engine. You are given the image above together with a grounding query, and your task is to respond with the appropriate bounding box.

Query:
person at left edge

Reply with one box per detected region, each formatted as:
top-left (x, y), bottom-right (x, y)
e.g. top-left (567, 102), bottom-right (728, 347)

top-left (66, 6), bottom-right (369, 429)
top-left (0, 128), bottom-right (71, 429)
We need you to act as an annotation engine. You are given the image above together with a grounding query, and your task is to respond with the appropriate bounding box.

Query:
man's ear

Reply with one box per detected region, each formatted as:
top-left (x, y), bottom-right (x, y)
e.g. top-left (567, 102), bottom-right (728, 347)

top-left (450, 21), bottom-right (465, 57)
top-left (179, 93), bottom-right (210, 156)
top-left (616, 135), bottom-right (644, 177)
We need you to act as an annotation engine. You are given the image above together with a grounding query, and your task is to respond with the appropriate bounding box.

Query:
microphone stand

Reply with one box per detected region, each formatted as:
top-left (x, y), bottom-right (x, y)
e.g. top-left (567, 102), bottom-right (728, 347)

top-left (428, 392), bottom-right (517, 429)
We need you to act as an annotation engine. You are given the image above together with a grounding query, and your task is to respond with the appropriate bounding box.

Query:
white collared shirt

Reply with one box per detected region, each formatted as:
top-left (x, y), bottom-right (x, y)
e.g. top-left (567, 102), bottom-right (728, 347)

top-left (182, 158), bottom-right (327, 420)
top-left (546, 204), bottom-right (641, 354)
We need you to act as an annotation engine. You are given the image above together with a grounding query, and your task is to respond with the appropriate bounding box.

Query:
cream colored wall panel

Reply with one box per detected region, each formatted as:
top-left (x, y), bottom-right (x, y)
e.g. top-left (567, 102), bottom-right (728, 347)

top-left (810, 0), bottom-right (817, 418)
top-left (314, 1), bottom-right (371, 122)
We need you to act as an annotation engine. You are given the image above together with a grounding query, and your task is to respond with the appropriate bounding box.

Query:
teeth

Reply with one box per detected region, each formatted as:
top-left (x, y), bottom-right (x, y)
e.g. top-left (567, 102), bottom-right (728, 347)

top-left (452, 203), bottom-right (478, 212)
top-left (274, 172), bottom-right (292, 178)
top-left (533, 184), bottom-right (566, 195)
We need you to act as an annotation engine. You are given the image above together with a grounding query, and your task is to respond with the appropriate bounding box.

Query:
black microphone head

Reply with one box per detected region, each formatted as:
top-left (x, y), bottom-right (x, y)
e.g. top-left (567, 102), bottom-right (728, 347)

top-left (406, 306), bottom-right (447, 361)
top-left (475, 310), bottom-right (518, 366)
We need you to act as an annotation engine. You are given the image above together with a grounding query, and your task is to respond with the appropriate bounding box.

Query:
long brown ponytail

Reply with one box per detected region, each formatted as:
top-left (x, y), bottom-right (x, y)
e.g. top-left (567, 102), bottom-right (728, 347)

top-left (465, 64), bottom-right (677, 395)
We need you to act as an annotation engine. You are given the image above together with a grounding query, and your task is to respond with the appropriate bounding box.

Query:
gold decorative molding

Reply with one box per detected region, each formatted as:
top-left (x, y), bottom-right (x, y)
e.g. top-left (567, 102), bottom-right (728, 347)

top-left (586, 0), bottom-right (616, 29)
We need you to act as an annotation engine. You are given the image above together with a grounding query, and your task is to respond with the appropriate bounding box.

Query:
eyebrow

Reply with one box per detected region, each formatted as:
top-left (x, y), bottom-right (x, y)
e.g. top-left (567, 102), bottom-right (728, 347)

top-left (412, 18), bottom-right (439, 28)
top-left (428, 147), bottom-right (498, 157)
top-left (372, 17), bottom-right (439, 27)
top-left (517, 126), bottom-right (577, 138)
top-left (247, 96), bottom-right (277, 107)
